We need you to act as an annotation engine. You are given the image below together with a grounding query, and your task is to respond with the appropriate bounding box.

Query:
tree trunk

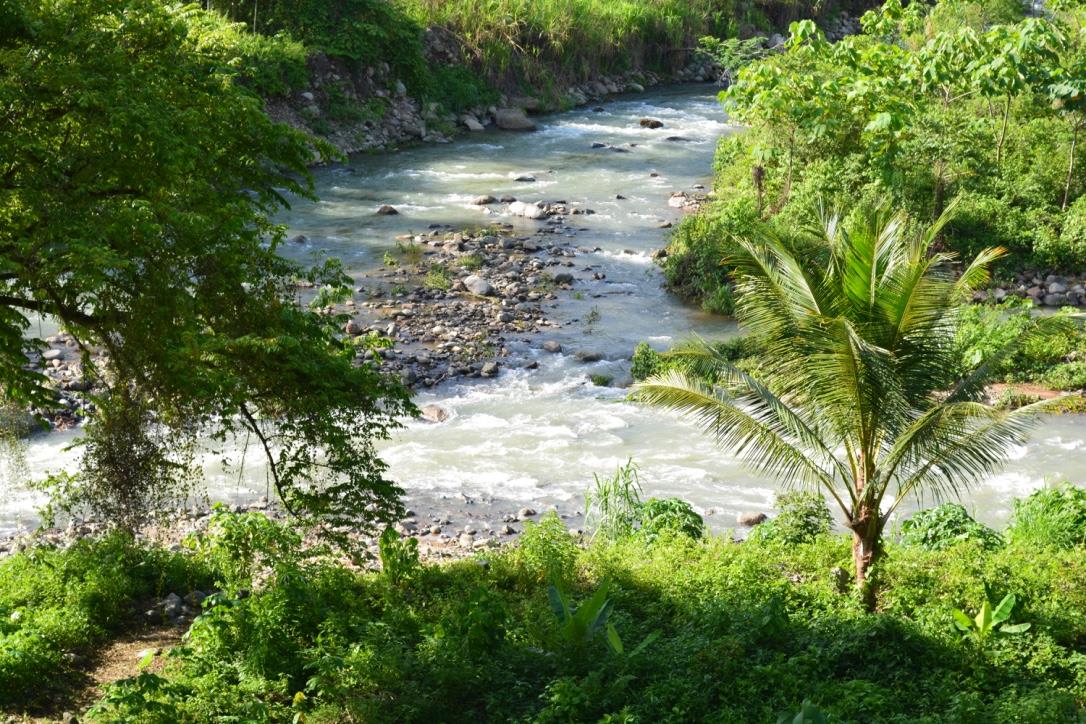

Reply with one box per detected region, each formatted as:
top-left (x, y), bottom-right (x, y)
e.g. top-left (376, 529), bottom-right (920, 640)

top-left (995, 96), bottom-right (1011, 168)
top-left (849, 503), bottom-right (881, 611)
top-left (1063, 122), bottom-right (1078, 212)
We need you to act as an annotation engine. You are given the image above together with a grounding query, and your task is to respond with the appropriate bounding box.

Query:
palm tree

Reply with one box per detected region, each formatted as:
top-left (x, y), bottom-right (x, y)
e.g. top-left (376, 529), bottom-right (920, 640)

top-left (635, 202), bottom-right (1072, 608)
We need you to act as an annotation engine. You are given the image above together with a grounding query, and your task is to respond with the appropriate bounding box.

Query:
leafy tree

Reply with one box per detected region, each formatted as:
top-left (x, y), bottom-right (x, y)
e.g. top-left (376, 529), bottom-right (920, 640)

top-left (635, 201), bottom-right (1076, 607)
top-left (0, 0), bottom-right (412, 539)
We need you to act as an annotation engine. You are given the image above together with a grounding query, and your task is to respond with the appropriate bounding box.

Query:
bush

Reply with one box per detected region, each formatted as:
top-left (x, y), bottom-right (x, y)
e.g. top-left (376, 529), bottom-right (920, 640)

top-left (630, 342), bottom-right (662, 381)
top-left (187, 14), bottom-right (309, 97)
top-left (1045, 194), bottom-right (1086, 270)
top-left (516, 512), bottom-right (579, 581)
top-left (1041, 361), bottom-right (1086, 391)
top-left (899, 503), bottom-right (1003, 551)
top-left (661, 196), bottom-right (760, 315)
top-left (638, 497), bottom-right (704, 541)
top-left (748, 490), bottom-right (833, 545)
top-left (1007, 484), bottom-right (1086, 549)
top-left (84, 524), bottom-right (1086, 722)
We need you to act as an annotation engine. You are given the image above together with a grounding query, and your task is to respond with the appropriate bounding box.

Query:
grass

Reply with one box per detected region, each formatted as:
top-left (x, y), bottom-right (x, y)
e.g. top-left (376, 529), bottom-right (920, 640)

top-left (400, 0), bottom-right (756, 90)
top-left (422, 263), bottom-right (452, 290)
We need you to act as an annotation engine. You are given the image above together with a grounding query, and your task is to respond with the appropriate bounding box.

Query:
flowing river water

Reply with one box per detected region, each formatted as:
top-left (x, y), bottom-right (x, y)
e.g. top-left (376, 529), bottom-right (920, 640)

top-left (4, 84), bottom-right (1085, 535)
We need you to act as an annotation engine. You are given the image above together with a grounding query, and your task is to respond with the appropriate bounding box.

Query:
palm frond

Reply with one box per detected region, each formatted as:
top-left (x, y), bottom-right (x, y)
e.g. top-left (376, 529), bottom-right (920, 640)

top-left (632, 369), bottom-right (845, 506)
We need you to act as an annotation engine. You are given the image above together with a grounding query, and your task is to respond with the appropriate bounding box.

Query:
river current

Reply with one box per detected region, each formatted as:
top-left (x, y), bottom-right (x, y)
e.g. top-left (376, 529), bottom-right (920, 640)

top-left (4, 85), bottom-right (1084, 534)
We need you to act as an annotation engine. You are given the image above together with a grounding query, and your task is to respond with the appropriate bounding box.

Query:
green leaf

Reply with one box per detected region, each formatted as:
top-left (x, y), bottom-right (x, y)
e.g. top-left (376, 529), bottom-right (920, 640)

top-left (605, 622), bottom-right (624, 655)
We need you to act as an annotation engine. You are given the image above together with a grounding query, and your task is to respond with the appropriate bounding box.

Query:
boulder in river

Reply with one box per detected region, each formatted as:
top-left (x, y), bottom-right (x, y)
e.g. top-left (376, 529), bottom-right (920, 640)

top-left (543, 340), bottom-right (562, 353)
top-left (737, 512), bottom-right (768, 527)
top-left (509, 200), bottom-right (548, 220)
top-left (376, 204), bottom-right (399, 215)
top-left (419, 404), bottom-right (450, 423)
top-left (639, 118), bottom-right (664, 129)
top-left (472, 195), bottom-right (497, 205)
top-left (494, 108), bottom-right (536, 131)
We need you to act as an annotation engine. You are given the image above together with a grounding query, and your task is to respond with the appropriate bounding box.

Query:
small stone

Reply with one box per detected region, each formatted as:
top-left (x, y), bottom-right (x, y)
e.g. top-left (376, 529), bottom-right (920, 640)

top-left (639, 118), bottom-right (664, 129)
top-left (543, 340), bottom-right (562, 353)
top-left (553, 272), bottom-right (574, 285)
top-left (481, 361), bottom-right (499, 377)
top-left (344, 319), bottom-right (363, 336)
top-left (458, 533), bottom-right (475, 548)
top-left (574, 350), bottom-right (603, 363)
top-left (376, 204), bottom-right (399, 216)
top-left (517, 507), bottom-right (537, 520)
top-left (472, 195), bottom-right (497, 205)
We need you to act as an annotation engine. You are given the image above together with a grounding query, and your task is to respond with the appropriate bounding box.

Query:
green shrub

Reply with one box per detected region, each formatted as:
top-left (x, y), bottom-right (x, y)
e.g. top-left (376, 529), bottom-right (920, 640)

top-left (187, 14), bottom-right (308, 97)
top-left (631, 342), bottom-right (662, 381)
top-left (516, 511), bottom-right (579, 581)
top-left (1042, 361), bottom-right (1086, 391)
top-left (1007, 484), bottom-right (1086, 549)
top-left (584, 459), bottom-right (642, 542)
top-left (661, 196), bottom-right (760, 315)
top-left (1045, 194), bottom-right (1086, 269)
top-left (899, 503), bottom-right (1003, 551)
top-left (748, 491), bottom-right (833, 545)
top-left (638, 497), bottom-right (704, 541)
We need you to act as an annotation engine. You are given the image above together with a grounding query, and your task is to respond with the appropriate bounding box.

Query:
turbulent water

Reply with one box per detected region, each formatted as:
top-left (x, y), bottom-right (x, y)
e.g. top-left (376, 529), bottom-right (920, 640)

top-left (5, 85), bottom-right (1085, 534)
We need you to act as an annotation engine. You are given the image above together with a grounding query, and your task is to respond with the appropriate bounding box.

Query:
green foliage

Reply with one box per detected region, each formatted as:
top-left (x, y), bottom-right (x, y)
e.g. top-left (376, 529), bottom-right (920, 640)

top-left (0, 534), bottom-right (210, 708)
top-left (585, 459), bottom-right (643, 542)
top-left (1, 0), bottom-right (414, 539)
top-left (630, 342), bottom-right (662, 381)
top-left (1007, 484), bottom-right (1086, 549)
top-left (638, 498), bottom-right (705, 541)
top-left (953, 592), bottom-right (1031, 643)
top-left (186, 507), bottom-right (305, 592)
top-left (675, 0), bottom-right (1086, 312)
top-left (1042, 361), bottom-right (1086, 390)
top-left (899, 503), bottom-right (1004, 551)
top-left (378, 527), bottom-right (420, 584)
top-left (219, 0), bottom-right (429, 92)
top-left (661, 196), bottom-right (760, 315)
top-left (423, 263), bottom-right (452, 291)
top-left (516, 512), bottom-right (579, 582)
top-left (749, 491), bottom-right (833, 545)
top-left (697, 35), bottom-right (769, 74)
top-left (186, 12), bottom-right (308, 97)
top-left (547, 579), bottom-right (623, 655)
top-left (79, 525), bottom-right (1086, 722)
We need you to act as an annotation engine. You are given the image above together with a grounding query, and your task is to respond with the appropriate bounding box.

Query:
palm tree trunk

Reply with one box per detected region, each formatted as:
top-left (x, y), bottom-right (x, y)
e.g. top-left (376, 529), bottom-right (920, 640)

top-left (849, 503), bottom-right (880, 611)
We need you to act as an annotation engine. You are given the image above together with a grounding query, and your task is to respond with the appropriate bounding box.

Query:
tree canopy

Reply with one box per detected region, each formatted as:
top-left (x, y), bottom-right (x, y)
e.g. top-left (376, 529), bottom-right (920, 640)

top-left (0, 0), bottom-right (413, 538)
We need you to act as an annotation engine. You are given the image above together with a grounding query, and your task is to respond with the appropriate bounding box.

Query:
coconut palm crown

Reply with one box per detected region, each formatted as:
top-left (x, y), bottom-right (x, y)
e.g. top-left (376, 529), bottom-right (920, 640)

top-left (635, 201), bottom-right (1075, 606)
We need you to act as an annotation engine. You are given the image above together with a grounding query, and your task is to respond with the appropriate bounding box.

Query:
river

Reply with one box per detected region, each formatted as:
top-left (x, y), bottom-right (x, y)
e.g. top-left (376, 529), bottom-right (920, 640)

top-left (4, 84), bottom-right (1085, 535)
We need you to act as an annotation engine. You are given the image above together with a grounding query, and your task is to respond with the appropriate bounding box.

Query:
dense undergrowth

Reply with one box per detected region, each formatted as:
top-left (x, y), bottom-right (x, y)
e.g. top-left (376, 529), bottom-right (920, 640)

top-left (2, 488), bottom-right (1085, 721)
top-left (664, 0), bottom-right (1086, 313)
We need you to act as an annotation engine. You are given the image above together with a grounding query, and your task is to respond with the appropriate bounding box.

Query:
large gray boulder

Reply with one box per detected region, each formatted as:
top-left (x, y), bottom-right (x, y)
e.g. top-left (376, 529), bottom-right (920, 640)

top-left (463, 274), bottom-right (494, 296)
top-left (494, 108), bottom-right (536, 131)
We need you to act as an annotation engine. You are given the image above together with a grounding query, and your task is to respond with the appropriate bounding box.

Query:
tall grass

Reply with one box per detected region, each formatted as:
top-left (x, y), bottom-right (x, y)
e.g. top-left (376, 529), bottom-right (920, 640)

top-left (400, 0), bottom-right (744, 86)
top-left (584, 458), bottom-right (643, 541)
